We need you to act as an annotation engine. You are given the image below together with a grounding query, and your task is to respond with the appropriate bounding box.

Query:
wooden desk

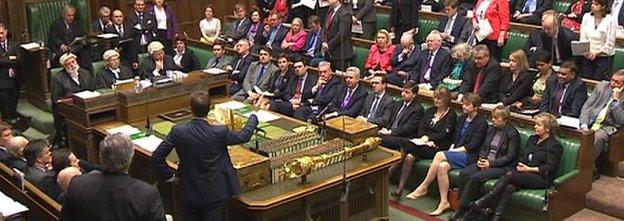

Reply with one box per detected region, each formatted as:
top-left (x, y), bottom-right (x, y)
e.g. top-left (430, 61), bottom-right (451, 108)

top-left (20, 46), bottom-right (51, 111)
top-left (57, 71), bottom-right (229, 163)
top-left (0, 163), bottom-right (61, 221)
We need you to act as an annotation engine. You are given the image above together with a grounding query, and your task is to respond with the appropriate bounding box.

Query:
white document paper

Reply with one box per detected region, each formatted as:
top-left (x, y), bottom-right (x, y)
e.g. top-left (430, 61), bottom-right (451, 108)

top-left (293, 0), bottom-right (317, 9)
top-left (480, 103), bottom-right (499, 110)
top-left (253, 86), bottom-right (275, 97)
top-left (571, 41), bottom-right (590, 56)
top-left (409, 138), bottom-right (427, 146)
top-left (20, 42), bottom-right (41, 50)
top-left (351, 22), bottom-right (364, 34)
top-left (0, 191), bottom-right (29, 217)
top-left (132, 135), bottom-right (163, 152)
top-left (244, 110), bottom-right (281, 122)
top-left (74, 90), bottom-right (101, 99)
top-left (318, 0), bottom-right (330, 7)
top-left (475, 19), bottom-right (493, 42)
top-left (557, 116), bottom-right (580, 129)
top-left (216, 100), bottom-right (247, 110)
top-left (421, 5), bottom-right (433, 12)
top-left (203, 68), bottom-right (227, 75)
top-left (107, 125), bottom-right (141, 136)
top-left (97, 33), bottom-right (119, 39)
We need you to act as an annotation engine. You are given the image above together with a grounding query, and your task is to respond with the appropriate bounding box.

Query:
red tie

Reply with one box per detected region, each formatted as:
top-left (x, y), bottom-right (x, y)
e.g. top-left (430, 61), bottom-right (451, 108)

top-left (294, 77), bottom-right (303, 99)
top-left (324, 8), bottom-right (336, 41)
top-left (473, 70), bottom-right (484, 93)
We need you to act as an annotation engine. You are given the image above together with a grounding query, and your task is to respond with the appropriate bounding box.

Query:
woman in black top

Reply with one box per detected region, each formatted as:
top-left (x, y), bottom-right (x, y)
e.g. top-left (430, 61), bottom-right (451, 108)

top-left (260, 54), bottom-right (295, 109)
top-left (498, 50), bottom-right (535, 106)
top-left (391, 86), bottom-right (457, 200)
top-left (468, 113), bottom-right (563, 221)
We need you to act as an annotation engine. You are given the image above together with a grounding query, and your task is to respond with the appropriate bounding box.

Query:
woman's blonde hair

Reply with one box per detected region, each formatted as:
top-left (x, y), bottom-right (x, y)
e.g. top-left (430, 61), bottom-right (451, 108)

top-left (534, 113), bottom-right (558, 135)
top-left (433, 86), bottom-right (452, 107)
top-left (510, 50), bottom-right (530, 73)
top-left (451, 43), bottom-right (472, 61)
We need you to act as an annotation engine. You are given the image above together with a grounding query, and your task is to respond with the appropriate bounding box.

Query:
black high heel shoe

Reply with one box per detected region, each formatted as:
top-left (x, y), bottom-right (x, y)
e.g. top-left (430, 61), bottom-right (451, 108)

top-left (390, 190), bottom-right (402, 201)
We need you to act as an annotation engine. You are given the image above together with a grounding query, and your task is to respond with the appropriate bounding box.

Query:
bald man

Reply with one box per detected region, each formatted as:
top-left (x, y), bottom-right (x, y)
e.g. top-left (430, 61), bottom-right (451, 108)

top-left (56, 166), bottom-right (82, 202)
top-left (1, 136), bottom-right (28, 171)
top-left (523, 10), bottom-right (575, 67)
top-left (411, 31), bottom-right (451, 88)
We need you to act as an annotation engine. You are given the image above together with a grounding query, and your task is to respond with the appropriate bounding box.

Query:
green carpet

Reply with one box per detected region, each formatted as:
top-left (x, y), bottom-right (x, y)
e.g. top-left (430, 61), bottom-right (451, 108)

top-left (17, 99), bottom-right (54, 135)
top-left (388, 184), bottom-right (452, 221)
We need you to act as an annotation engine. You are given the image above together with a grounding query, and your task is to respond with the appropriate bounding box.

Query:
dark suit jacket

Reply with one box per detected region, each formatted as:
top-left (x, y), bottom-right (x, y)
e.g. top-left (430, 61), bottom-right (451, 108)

top-left (417, 106), bottom-right (457, 150)
top-left (227, 18), bottom-right (252, 41)
top-left (520, 135), bottom-right (563, 182)
top-left (459, 58), bottom-right (502, 103)
top-left (478, 123), bottom-right (520, 170)
top-left (96, 66), bottom-right (134, 89)
top-left (352, 0), bottom-right (376, 23)
top-left (325, 6), bottom-right (354, 60)
top-left (514, 0), bottom-right (551, 16)
top-left (105, 23), bottom-right (139, 67)
top-left (268, 69), bottom-right (296, 100)
top-left (378, 100), bottom-right (424, 138)
top-left (0, 40), bottom-right (19, 90)
top-left (138, 55), bottom-right (179, 79)
top-left (360, 92), bottom-right (394, 124)
top-left (153, 116), bottom-right (259, 204)
top-left (390, 0), bottom-right (421, 33)
top-left (540, 76), bottom-right (588, 117)
top-left (48, 18), bottom-right (86, 55)
top-left (329, 84), bottom-right (368, 117)
top-left (310, 76), bottom-right (343, 109)
top-left (25, 165), bottom-right (55, 188)
top-left (126, 10), bottom-right (157, 47)
top-left (90, 19), bottom-right (110, 34)
top-left (523, 28), bottom-right (575, 66)
top-left (282, 72), bottom-right (318, 102)
top-left (256, 24), bottom-right (290, 50)
top-left (498, 71), bottom-right (535, 106)
top-left (206, 56), bottom-right (232, 69)
top-left (50, 69), bottom-right (97, 104)
top-left (391, 45), bottom-right (420, 72)
top-left (302, 29), bottom-right (324, 58)
top-left (437, 13), bottom-right (468, 45)
top-left (174, 49), bottom-right (200, 73)
top-left (412, 48), bottom-right (452, 87)
top-left (231, 54), bottom-right (258, 85)
top-left (1, 156), bottom-right (27, 172)
top-left (453, 113), bottom-right (488, 164)
top-left (60, 171), bottom-right (165, 221)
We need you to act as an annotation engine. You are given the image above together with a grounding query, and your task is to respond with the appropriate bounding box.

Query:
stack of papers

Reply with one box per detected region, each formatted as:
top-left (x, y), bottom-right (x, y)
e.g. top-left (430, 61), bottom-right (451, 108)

top-left (107, 125), bottom-right (141, 136)
top-left (74, 90), bottom-right (101, 99)
top-left (244, 110), bottom-right (281, 122)
top-left (20, 42), bottom-right (41, 50)
top-left (215, 100), bottom-right (247, 110)
top-left (203, 68), bottom-right (227, 75)
top-left (132, 135), bottom-right (163, 152)
top-left (557, 116), bottom-right (580, 129)
top-left (0, 191), bottom-right (28, 218)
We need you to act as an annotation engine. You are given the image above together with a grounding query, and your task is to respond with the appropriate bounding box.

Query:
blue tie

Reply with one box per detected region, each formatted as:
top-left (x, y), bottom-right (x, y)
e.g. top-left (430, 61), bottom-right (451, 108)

top-left (522, 0), bottom-right (536, 13)
top-left (255, 65), bottom-right (266, 86)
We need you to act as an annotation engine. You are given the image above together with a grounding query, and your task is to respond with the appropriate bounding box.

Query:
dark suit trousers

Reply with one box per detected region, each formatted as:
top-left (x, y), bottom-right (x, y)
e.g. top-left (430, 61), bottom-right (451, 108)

top-left (458, 164), bottom-right (507, 206)
top-left (269, 100), bottom-right (295, 117)
top-left (485, 170), bottom-right (550, 211)
top-left (182, 200), bottom-right (224, 221)
top-left (481, 39), bottom-right (503, 62)
top-left (359, 22), bottom-right (376, 39)
top-left (514, 14), bottom-right (541, 25)
top-left (0, 82), bottom-right (19, 120)
top-left (330, 58), bottom-right (350, 72)
top-left (402, 142), bottom-right (438, 159)
top-left (387, 72), bottom-right (408, 87)
top-left (381, 135), bottom-right (407, 151)
top-left (582, 56), bottom-right (614, 81)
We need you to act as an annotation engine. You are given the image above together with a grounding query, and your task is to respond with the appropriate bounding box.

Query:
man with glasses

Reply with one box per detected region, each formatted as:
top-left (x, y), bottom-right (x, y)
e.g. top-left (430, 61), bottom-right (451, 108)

top-left (540, 60), bottom-right (587, 117)
top-left (233, 46), bottom-right (278, 101)
top-left (270, 58), bottom-right (318, 116)
top-left (206, 43), bottom-right (232, 69)
top-left (255, 12), bottom-right (289, 54)
top-left (321, 66), bottom-right (367, 118)
top-left (357, 75), bottom-right (393, 124)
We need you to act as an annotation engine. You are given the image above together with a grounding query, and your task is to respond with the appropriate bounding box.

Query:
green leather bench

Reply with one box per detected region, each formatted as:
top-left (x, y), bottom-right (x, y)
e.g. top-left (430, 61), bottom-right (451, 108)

top-left (26, 0), bottom-right (89, 44)
top-left (92, 61), bottom-right (106, 76)
top-left (376, 13), bottom-right (390, 30)
top-left (415, 20), bottom-right (440, 44)
top-left (553, 1), bottom-right (572, 13)
top-left (502, 32), bottom-right (529, 62)
top-left (612, 48), bottom-right (624, 73)
top-left (351, 46), bottom-right (370, 76)
top-left (188, 45), bottom-right (215, 69)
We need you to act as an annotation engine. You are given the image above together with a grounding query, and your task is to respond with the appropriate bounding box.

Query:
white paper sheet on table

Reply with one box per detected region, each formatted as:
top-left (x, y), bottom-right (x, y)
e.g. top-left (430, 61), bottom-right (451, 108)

top-left (0, 191), bottom-right (29, 217)
top-left (244, 110), bottom-right (281, 122)
top-left (132, 135), bottom-right (163, 152)
top-left (74, 90), bottom-right (101, 99)
top-left (97, 33), bottom-right (119, 39)
top-left (216, 100), bottom-right (247, 110)
top-left (107, 125), bottom-right (141, 136)
top-left (20, 42), bottom-right (41, 50)
top-left (557, 116), bottom-right (580, 129)
top-left (203, 68), bottom-right (227, 75)
top-left (409, 138), bottom-right (427, 146)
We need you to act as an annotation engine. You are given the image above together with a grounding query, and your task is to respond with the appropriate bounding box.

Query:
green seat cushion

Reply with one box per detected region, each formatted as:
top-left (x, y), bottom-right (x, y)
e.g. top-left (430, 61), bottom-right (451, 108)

top-left (612, 48), bottom-right (624, 73)
top-left (351, 46), bottom-right (370, 74)
top-left (27, 0), bottom-right (89, 43)
top-left (553, 1), bottom-right (572, 13)
top-left (483, 179), bottom-right (553, 211)
top-left (416, 20), bottom-right (440, 44)
top-left (501, 32), bottom-right (529, 62)
top-left (188, 45), bottom-right (214, 69)
top-left (92, 61), bottom-right (106, 76)
top-left (376, 13), bottom-right (390, 30)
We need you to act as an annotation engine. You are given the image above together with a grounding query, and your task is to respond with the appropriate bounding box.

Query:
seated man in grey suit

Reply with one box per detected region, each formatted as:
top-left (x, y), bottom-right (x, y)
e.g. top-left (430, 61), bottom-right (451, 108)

top-left (23, 139), bottom-right (54, 188)
top-left (97, 50), bottom-right (134, 89)
top-left (580, 70), bottom-right (624, 175)
top-left (205, 43), bottom-right (232, 69)
top-left (233, 46), bottom-right (278, 101)
top-left (357, 74), bottom-right (394, 125)
top-left (225, 3), bottom-right (252, 43)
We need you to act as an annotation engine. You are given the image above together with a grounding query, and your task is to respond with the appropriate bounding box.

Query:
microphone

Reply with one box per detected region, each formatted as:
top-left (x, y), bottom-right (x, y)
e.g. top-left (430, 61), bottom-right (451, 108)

top-left (316, 103), bottom-right (334, 120)
top-left (255, 127), bottom-right (266, 134)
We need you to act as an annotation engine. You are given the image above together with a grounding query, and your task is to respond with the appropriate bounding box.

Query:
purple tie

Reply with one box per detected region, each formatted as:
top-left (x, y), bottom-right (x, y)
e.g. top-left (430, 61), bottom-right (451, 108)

top-left (341, 89), bottom-right (354, 109)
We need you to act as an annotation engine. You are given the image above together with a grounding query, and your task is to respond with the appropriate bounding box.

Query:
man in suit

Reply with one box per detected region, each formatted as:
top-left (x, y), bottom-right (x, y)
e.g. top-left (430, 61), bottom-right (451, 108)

top-left (255, 13), bottom-right (290, 54)
top-left (579, 70), bottom-right (624, 167)
top-left (226, 3), bottom-right (252, 43)
top-left (48, 5), bottom-right (92, 71)
top-left (138, 41), bottom-right (178, 80)
top-left (458, 44), bottom-right (502, 103)
top-left (233, 47), bottom-right (279, 101)
top-left (61, 133), bottom-right (165, 220)
top-left (513, 0), bottom-right (551, 25)
top-left (412, 31), bottom-right (452, 88)
top-left (106, 9), bottom-right (138, 70)
top-left (50, 53), bottom-right (97, 145)
top-left (96, 50), bottom-right (134, 89)
top-left (270, 58), bottom-right (318, 116)
top-left (0, 24), bottom-right (20, 123)
top-left (378, 82), bottom-right (424, 150)
top-left (387, 33), bottom-right (420, 86)
top-left (228, 39), bottom-right (258, 94)
top-left (322, 0), bottom-right (354, 71)
top-left (301, 16), bottom-right (324, 66)
top-left (323, 67), bottom-right (368, 118)
top-left (154, 91), bottom-right (258, 220)
top-left (437, 0), bottom-right (467, 47)
top-left (540, 60), bottom-right (588, 117)
top-left (127, 0), bottom-right (157, 54)
top-left (205, 43), bottom-right (232, 69)
top-left (357, 75), bottom-right (394, 124)
top-left (390, 0), bottom-right (421, 43)
top-left (0, 123), bottom-right (13, 161)
top-left (91, 7), bottom-right (112, 34)
top-left (23, 139), bottom-right (54, 188)
top-left (350, 0), bottom-right (377, 39)
top-left (1, 136), bottom-right (28, 172)
top-left (524, 10), bottom-right (575, 67)
top-left (294, 61), bottom-right (344, 121)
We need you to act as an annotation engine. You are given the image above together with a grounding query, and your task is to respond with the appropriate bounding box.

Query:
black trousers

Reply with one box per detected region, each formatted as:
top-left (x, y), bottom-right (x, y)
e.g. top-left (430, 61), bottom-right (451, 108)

top-left (582, 56), bottom-right (614, 81)
top-left (486, 170), bottom-right (551, 211)
top-left (182, 200), bottom-right (225, 221)
top-left (458, 164), bottom-right (507, 206)
top-left (155, 29), bottom-right (174, 55)
top-left (401, 141), bottom-right (438, 159)
top-left (481, 39), bottom-right (503, 62)
top-left (51, 104), bottom-right (68, 147)
top-left (381, 135), bottom-right (408, 151)
top-left (0, 82), bottom-right (19, 121)
top-left (269, 100), bottom-right (295, 117)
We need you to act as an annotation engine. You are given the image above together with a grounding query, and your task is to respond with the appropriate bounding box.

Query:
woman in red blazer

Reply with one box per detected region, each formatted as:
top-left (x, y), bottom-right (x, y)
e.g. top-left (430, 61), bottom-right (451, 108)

top-left (365, 29), bottom-right (397, 76)
top-left (472, 0), bottom-right (510, 60)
